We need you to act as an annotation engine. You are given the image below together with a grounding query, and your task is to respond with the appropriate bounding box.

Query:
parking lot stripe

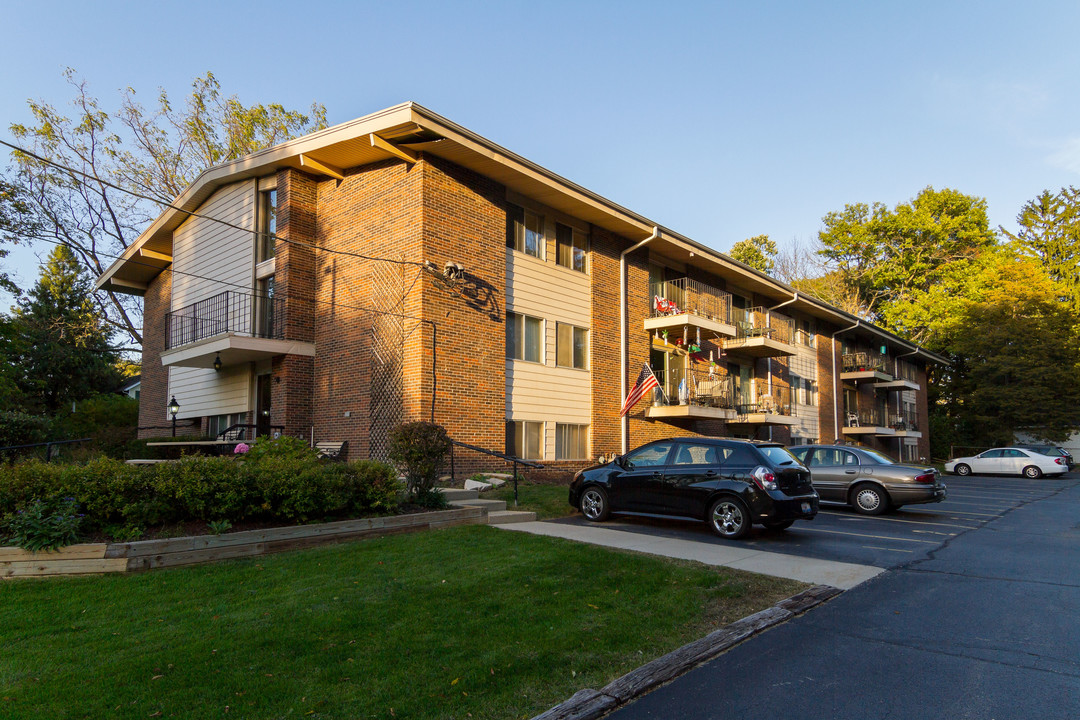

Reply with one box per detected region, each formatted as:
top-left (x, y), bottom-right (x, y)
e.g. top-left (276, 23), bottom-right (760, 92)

top-left (817, 511), bottom-right (977, 530)
top-left (861, 545), bottom-right (914, 553)
top-left (796, 527), bottom-right (940, 544)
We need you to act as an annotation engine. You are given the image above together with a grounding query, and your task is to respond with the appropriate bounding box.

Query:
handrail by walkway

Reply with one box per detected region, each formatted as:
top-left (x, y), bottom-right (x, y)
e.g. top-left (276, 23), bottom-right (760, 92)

top-left (448, 439), bottom-right (544, 507)
top-left (0, 437), bottom-right (92, 462)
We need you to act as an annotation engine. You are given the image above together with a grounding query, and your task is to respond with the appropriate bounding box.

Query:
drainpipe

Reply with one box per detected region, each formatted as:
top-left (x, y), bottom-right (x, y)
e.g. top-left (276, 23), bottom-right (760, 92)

top-left (832, 319), bottom-right (860, 442)
top-left (621, 227), bottom-right (661, 454)
top-left (765, 293), bottom-right (799, 441)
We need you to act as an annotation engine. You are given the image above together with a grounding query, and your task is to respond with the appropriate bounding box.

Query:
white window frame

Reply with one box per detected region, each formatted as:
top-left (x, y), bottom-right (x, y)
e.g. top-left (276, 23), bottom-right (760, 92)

top-left (556, 423), bottom-right (589, 460)
top-left (510, 420), bottom-right (544, 460)
top-left (507, 312), bottom-right (543, 363)
top-left (556, 323), bottom-right (588, 370)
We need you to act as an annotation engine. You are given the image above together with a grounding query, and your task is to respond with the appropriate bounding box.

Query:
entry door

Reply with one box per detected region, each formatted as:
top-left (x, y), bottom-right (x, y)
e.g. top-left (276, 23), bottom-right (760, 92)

top-left (256, 374), bottom-right (272, 437)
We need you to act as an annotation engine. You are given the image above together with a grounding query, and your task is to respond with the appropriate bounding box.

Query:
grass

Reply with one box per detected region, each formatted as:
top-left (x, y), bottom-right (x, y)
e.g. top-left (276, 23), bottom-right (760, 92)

top-left (0, 525), bottom-right (805, 720)
top-left (489, 481), bottom-right (576, 520)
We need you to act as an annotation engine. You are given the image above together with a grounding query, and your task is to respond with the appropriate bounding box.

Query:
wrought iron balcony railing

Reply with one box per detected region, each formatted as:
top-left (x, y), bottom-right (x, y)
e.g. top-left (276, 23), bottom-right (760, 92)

top-left (890, 409), bottom-right (920, 432)
top-left (844, 407), bottom-right (888, 428)
top-left (652, 367), bottom-right (736, 409)
top-left (649, 278), bottom-right (732, 325)
top-left (737, 384), bottom-right (794, 416)
top-left (166, 290), bottom-right (284, 350)
top-left (731, 307), bottom-right (795, 344)
top-left (842, 351), bottom-right (889, 374)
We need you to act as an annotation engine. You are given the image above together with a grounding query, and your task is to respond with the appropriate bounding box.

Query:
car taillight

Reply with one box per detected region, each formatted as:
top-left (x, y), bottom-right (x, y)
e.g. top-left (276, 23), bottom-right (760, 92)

top-left (752, 466), bottom-right (778, 491)
top-left (1056, 458), bottom-right (1066, 465)
top-left (914, 472), bottom-right (935, 484)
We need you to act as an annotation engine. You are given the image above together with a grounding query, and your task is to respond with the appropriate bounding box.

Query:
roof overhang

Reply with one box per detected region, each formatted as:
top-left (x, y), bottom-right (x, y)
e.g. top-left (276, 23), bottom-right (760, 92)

top-left (96, 101), bottom-right (946, 365)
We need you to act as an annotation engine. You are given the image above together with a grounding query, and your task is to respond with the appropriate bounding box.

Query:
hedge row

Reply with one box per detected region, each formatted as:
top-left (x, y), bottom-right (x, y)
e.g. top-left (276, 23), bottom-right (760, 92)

top-left (0, 437), bottom-right (402, 538)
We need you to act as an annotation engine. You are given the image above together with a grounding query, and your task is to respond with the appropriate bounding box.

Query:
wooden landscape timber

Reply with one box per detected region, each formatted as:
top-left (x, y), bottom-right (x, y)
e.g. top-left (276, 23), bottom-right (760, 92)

top-left (1, 507), bottom-right (485, 578)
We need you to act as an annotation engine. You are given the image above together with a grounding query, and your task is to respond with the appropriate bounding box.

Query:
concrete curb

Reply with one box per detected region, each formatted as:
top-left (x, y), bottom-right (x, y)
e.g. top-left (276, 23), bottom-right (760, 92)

top-left (530, 584), bottom-right (842, 720)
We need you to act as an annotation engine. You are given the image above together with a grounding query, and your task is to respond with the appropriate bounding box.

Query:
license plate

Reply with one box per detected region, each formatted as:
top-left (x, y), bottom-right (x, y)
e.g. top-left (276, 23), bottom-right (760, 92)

top-left (801, 502), bottom-right (811, 513)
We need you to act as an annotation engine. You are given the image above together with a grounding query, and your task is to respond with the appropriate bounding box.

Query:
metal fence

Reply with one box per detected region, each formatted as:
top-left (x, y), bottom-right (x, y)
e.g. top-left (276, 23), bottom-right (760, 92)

top-left (737, 384), bottom-right (794, 416)
top-left (649, 278), bottom-right (732, 325)
top-left (842, 351), bottom-right (888, 373)
top-left (166, 291), bottom-right (284, 349)
top-left (653, 367), bottom-right (736, 409)
top-left (731, 307), bottom-right (795, 344)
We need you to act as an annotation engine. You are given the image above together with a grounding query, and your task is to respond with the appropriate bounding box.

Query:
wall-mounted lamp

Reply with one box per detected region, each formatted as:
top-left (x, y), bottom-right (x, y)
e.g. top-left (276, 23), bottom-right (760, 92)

top-left (213, 354), bottom-right (223, 372)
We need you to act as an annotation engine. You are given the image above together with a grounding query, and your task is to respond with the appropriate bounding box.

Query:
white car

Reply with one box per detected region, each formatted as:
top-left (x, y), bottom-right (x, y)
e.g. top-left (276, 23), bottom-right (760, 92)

top-left (945, 447), bottom-right (1069, 478)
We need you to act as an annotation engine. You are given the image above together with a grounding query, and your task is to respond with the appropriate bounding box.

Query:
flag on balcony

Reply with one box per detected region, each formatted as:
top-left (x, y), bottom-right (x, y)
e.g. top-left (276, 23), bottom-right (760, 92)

top-left (621, 363), bottom-right (661, 416)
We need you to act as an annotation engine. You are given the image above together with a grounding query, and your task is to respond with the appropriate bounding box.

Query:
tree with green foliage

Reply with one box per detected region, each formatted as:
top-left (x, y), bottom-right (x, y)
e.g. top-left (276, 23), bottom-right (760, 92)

top-left (1, 69), bottom-right (327, 344)
top-left (4, 244), bottom-right (120, 414)
top-left (729, 234), bottom-right (778, 274)
top-left (817, 186), bottom-right (998, 324)
top-left (1000, 186), bottom-right (1080, 310)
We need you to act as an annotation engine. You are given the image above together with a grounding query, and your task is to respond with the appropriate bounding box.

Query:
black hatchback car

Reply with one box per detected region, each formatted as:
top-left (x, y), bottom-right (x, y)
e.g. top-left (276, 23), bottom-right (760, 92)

top-left (568, 437), bottom-right (818, 539)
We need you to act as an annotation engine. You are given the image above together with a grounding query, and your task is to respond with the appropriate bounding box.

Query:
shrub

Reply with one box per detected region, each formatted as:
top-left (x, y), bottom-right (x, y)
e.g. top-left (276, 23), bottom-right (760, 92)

top-left (244, 453), bottom-right (325, 521)
top-left (0, 411), bottom-right (52, 459)
top-left (65, 456), bottom-right (166, 528)
top-left (244, 435), bottom-right (319, 463)
top-left (2, 496), bottom-right (84, 551)
top-left (413, 487), bottom-right (449, 510)
top-left (388, 421), bottom-right (450, 495)
top-left (152, 455), bottom-right (247, 521)
top-left (323, 460), bottom-right (403, 515)
top-left (52, 394), bottom-right (139, 459)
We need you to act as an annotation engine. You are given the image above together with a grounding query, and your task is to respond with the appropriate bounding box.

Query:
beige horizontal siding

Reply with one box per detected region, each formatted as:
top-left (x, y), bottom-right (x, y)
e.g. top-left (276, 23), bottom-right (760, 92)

top-left (168, 363), bottom-right (252, 421)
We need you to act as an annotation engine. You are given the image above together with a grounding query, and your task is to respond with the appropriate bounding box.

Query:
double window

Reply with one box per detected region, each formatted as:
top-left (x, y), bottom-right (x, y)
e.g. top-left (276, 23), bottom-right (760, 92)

top-left (506, 312), bottom-right (543, 362)
top-left (507, 203), bottom-right (544, 258)
top-left (556, 323), bottom-right (588, 370)
top-left (556, 423), bottom-right (588, 460)
top-left (509, 420), bottom-right (543, 460)
top-left (555, 222), bottom-right (588, 273)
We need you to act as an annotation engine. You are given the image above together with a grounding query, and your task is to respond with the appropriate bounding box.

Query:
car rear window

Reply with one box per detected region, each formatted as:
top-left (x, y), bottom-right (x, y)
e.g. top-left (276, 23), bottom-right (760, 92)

top-left (759, 446), bottom-right (802, 466)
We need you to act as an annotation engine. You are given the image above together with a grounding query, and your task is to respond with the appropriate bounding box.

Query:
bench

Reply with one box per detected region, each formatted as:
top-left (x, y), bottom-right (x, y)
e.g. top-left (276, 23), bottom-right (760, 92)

top-left (316, 441), bottom-right (348, 461)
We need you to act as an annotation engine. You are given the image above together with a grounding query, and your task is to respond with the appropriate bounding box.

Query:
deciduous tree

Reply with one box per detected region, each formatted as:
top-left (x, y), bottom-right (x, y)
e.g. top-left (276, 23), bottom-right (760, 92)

top-left (729, 234), bottom-right (778, 274)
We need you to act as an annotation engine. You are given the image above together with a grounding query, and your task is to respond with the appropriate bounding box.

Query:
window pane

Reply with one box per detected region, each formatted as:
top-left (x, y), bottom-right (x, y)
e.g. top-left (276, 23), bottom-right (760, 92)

top-left (523, 421), bottom-right (542, 459)
top-left (556, 424), bottom-right (587, 460)
top-left (574, 327), bottom-right (587, 369)
top-left (524, 211), bottom-right (542, 257)
top-left (626, 442), bottom-right (673, 467)
top-left (556, 323), bottom-right (572, 367)
top-left (524, 316), bottom-right (541, 362)
top-left (556, 223), bottom-right (573, 268)
top-left (506, 313), bottom-right (520, 359)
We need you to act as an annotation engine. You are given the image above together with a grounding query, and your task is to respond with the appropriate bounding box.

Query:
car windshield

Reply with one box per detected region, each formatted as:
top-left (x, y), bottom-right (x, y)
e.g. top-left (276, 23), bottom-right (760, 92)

top-left (759, 445), bottom-right (802, 466)
top-left (859, 449), bottom-right (896, 465)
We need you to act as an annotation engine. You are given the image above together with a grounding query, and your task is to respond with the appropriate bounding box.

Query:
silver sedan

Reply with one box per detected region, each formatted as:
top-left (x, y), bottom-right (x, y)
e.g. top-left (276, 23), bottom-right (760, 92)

top-left (790, 445), bottom-right (947, 515)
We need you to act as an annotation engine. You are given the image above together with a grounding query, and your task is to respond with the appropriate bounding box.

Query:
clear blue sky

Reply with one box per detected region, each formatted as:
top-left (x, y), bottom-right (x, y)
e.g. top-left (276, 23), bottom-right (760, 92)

top-left (3, 0), bottom-right (1079, 301)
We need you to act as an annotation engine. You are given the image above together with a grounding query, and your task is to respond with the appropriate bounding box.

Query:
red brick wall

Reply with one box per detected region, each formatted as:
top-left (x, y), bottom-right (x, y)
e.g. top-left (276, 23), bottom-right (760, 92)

top-left (138, 269), bottom-right (170, 438)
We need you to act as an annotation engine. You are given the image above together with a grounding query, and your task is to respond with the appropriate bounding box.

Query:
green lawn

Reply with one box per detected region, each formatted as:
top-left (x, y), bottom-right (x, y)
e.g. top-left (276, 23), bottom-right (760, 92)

top-left (489, 481), bottom-right (576, 520)
top-left (0, 525), bottom-right (805, 720)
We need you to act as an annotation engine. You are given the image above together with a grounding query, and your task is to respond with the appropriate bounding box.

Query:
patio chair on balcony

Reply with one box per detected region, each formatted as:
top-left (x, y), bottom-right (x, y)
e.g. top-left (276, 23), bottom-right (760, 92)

top-left (845, 412), bottom-right (860, 427)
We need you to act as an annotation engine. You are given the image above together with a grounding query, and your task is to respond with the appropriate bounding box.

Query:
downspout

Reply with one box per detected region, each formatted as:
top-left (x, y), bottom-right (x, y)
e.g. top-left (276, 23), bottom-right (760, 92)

top-left (832, 319), bottom-right (861, 442)
top-left (620, 227), bottom-right (661, 454)
top-left (765, 293), bottom-right (799, 441)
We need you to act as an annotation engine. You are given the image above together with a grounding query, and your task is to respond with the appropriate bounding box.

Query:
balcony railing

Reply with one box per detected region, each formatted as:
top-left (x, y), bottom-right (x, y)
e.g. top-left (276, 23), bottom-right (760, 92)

top-left (842, 352), bottom-right (888, 374)
top-left (731, 307), bottom-right (795, 344)
top-left (166, 291), bottom-right (284, 350)
top-left (890, 409), bottom-right (920, 432)
top-left (737, 384), bottom-right (794, 417)
top-left (650, 278), bottom-right (732, 325)
top-left (844, 407), bottom-right (888, 428)
top-left (653, 367), bottom-right (736, 409)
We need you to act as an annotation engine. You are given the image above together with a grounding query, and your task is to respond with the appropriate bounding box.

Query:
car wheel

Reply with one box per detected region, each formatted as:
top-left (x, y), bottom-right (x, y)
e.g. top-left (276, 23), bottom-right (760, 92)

top-left (1023, 465), bottom-right (1043, 479)
top-left (851, 483), bottom-right (890, 516)
top-left (708, 497), bottom-right (751, 539)
top-left (954, 463), bottom-right (971, 476)
top-left (579, 486), bottom-right (610, 522)
top-left (762, 519), bottom-right (794, 531)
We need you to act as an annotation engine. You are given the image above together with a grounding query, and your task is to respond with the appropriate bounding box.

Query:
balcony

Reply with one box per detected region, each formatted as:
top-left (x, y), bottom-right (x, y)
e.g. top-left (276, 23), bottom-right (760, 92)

top-left (160, 290), bottom-right (316, 369)
top-left (644, 278), bottom-right (736, 338)
top-left (644, 368), bottom-right (738, 421)
top-left (841, 352), bottom-right (894, 382)
top-left (874, 360), bottom-right (920, 390)
top-left (841, 407), bottom-right (896, 436)
top-left (888, 409), bottom-right (923, 438)
top-left (722, 308), bottom-right (796, 358)
top-left (731, 384), bottom-right (798, 426)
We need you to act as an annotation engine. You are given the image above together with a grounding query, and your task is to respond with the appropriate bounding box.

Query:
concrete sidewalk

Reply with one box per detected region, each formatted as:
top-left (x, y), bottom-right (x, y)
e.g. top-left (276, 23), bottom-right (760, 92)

top-left (497, 521), bottom-right (883, 590)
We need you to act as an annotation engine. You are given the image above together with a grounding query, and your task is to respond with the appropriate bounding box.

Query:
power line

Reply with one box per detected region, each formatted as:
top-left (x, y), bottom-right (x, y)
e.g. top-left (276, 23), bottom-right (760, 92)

top-left (0, 138), bottom-right (428, 269)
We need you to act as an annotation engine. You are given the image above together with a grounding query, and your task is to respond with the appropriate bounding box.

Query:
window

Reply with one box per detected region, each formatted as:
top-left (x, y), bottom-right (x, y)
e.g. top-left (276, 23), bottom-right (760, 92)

top-left (625, 442), bottom-right (674, 468)
top-left (506, 203), bottom-right (544, 258)
top-left (255, 275), bottom-right (276, 338)
top-left (556, 424), bottom-right (588, 460)
top-left (506, 312), bottom-right (543, 362)
top-left (672, 443), bottom-right (720, 465)
top-left (798, 319), bottom-right (815, 347)
top-left (257, 189), bottom-right (277, 262)
top-left (556, 323), bottom-right (588, 369)
top-left (556, 222), bottom-right (588, 272)
top-left (509, 420), bottom-right (543, 460)
top-left (208, 413), bottom-right (244, 437)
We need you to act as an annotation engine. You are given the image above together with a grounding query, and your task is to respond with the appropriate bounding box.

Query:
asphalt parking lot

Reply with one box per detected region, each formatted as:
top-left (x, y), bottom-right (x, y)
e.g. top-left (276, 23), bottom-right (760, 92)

top-left (551, 472), bottom-right (1077, 569)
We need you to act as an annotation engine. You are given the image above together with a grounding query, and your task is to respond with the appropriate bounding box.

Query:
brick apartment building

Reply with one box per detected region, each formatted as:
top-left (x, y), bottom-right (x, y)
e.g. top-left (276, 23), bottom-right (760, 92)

top-left (96, 102), bottom-right (943, 471)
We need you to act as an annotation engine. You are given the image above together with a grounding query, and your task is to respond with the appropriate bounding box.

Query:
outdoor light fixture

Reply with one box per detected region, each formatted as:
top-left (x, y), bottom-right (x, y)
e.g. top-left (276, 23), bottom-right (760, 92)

top-left (213, 354), bottom-right (223, 371)
top-left (168, 396), bottom-right (180, 437)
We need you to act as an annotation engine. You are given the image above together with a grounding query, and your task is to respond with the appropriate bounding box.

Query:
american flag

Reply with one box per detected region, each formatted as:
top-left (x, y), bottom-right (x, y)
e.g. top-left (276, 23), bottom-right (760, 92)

top-left (621, 363), bottom-right (661, 416)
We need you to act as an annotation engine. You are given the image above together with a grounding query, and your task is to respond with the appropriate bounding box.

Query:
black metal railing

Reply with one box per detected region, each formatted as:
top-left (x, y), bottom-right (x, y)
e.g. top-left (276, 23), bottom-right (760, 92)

top-left (166, 291), bottom-right (284, 349)
top-left (889, 409), bottom-right (920, 432)
top-left (216, 423), bottom-right (286, 442)
top-left (653, 367), bottom-right (736, 409)
top-left (448, 439), bottom-right (544, 507)
top-left (727, 307), bottom-right (795, 345)
top-left (649, 278), bottom-right (733, 325)
top-left (736, 385), bottom-right (794, 417)
top-left (844, 407), bottom-right (887, 427)
top-left (842, 351), bottom-right (889, 374)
